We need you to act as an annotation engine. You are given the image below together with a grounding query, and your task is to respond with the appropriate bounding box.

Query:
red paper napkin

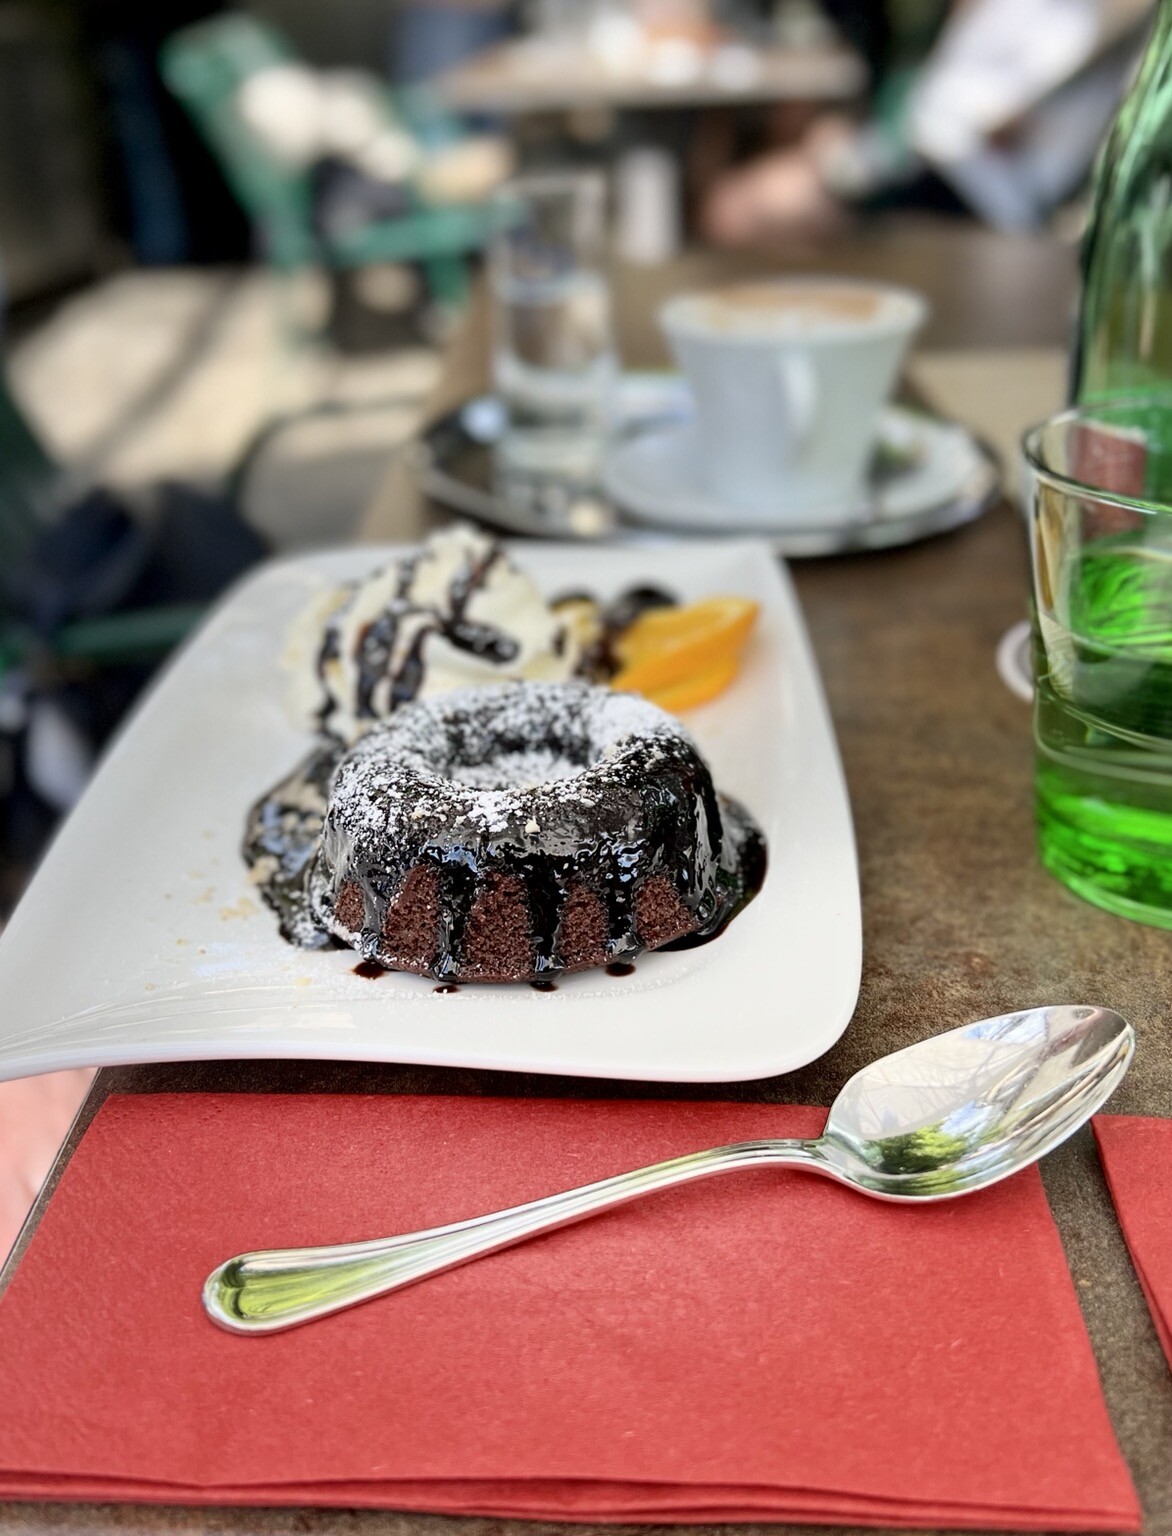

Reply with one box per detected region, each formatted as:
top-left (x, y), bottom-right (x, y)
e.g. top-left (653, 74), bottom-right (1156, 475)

top-left (1095, 1114), bottom-right (1172, 1360)
top-left (0, 1094), bottom-right (1139, 1528)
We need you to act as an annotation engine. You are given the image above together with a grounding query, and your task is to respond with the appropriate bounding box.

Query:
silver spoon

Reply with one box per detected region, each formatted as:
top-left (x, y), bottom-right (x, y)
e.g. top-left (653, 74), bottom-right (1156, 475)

top-left (204, 1004), bottom-right (1132, 1335)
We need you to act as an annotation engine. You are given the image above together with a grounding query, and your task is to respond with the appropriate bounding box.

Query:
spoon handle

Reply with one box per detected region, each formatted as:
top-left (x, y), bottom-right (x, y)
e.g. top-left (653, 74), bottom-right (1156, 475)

top-left (203, 1137), bottom-right (827, 1334)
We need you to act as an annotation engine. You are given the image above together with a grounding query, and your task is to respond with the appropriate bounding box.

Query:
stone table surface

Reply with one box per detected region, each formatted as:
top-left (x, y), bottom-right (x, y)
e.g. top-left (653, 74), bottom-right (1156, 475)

top-left (2, 225), bottom-right (1170, 1535)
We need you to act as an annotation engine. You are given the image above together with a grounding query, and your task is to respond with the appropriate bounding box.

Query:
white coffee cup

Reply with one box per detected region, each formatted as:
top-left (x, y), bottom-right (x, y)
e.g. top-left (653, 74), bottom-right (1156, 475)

top-left (660, 279), bottom-right (927, 525)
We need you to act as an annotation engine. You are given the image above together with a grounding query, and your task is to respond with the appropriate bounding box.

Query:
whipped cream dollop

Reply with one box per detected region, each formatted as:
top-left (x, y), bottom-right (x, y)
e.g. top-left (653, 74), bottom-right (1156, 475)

top-left (314, 527), bottom-right (579, 742)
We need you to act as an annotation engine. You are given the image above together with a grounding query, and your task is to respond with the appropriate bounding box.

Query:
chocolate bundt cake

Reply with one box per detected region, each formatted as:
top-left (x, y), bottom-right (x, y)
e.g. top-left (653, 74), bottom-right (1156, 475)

top-left (307, 680), bottom-right (764, 983)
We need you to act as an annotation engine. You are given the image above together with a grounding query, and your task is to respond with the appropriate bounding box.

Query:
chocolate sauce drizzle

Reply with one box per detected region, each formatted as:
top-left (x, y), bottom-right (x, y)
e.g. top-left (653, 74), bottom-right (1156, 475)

top-left (556, 584), bottom-right (677, 683)
top-left (345, 546), bottom-right (521, 726)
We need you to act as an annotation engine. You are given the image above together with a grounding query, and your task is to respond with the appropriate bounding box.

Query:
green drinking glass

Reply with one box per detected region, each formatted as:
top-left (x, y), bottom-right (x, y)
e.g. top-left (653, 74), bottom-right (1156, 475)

top-left (1026, 398), bottom-right (1172, 927)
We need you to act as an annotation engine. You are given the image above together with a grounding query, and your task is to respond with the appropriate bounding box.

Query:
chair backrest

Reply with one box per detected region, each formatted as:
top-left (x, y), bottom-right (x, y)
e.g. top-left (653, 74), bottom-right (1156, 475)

top-left (159, 13), bottom-right (316, 269)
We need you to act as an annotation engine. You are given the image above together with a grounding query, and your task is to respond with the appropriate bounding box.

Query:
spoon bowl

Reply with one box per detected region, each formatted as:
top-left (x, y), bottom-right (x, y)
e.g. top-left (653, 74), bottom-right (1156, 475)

top-left (816, 1004), bottom-right (1133, 1198)
top-left (204, 1004), bottom-right (1133, 1334)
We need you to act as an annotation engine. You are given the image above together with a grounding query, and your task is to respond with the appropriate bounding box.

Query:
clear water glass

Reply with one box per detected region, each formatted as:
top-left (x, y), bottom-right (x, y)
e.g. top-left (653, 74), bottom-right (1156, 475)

top-left (1026, 398), bottom-right (1172, 926)
top-left (489, 172), bottom-right (616, 486)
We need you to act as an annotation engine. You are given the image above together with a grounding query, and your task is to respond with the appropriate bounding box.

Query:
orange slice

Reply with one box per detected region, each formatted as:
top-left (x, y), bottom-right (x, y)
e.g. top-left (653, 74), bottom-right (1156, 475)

top-left (645, 654), bottom-right (741, 713)
top-left (612, 596), bottom-right (759, 695)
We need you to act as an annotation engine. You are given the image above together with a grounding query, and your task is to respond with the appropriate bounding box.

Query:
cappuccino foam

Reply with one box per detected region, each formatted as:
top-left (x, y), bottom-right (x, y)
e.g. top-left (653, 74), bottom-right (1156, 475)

top-left (672, 283), bottom-right (913, 339)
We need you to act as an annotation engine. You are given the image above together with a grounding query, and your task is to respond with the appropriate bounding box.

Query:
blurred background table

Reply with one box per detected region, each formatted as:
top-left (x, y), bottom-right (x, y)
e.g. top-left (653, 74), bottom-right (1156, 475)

top-left (435, 34), bottom-right (865, 116)
top-left (4, 220), bottom-right (1172, 1535)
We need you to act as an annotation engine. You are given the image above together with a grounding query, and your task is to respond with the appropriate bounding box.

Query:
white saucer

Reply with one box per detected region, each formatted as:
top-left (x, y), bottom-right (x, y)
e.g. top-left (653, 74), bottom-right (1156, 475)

top-left (602, 406), bottom-right (995, 555)
top-left (996, 618), bottom-right (1033, 702)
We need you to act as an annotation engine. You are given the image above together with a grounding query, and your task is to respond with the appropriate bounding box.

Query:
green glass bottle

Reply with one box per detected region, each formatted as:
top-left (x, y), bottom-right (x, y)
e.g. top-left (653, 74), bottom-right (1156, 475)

top-left (1035, 0), bottom-right (1172, 928)
top-left (1073, 0), bottom-right (1172, 405)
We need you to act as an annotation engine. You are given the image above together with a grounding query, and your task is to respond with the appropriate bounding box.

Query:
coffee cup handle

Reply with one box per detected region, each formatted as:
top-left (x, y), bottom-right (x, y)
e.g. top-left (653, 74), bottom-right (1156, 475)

top-left (775, 353), bottom-right (818, 449)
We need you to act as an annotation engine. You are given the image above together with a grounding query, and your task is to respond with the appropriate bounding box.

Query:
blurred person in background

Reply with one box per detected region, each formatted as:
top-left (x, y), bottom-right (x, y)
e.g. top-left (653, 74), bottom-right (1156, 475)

top-left (702, 0), bottom-right (1150, 244)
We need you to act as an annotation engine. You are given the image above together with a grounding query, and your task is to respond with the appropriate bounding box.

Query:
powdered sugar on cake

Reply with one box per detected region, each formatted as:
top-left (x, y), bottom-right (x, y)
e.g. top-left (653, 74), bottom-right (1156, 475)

top-left (326, 682), bottom-right (690, 840)
top-left (451, 749), bottom-right (583, 791)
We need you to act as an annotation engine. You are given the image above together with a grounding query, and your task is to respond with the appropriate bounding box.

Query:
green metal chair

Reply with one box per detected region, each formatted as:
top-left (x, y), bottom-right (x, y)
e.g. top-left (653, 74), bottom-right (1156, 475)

top-left (159, 12), bottom-right (495, 313)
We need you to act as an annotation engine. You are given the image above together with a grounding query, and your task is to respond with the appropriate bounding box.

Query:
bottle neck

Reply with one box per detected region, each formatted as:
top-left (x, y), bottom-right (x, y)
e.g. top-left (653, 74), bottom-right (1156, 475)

top-left (1070, 0), bottom-right (1172, 404)
top-left (1095, 1), bottom-right (1172, 175)
top-left (1134, 0), bottom-right (1172, 96)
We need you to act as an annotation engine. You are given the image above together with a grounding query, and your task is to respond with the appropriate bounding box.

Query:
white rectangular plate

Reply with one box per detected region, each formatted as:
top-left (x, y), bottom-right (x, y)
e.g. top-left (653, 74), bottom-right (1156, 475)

top-left (0, 540), bottom-right (860, 1084)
